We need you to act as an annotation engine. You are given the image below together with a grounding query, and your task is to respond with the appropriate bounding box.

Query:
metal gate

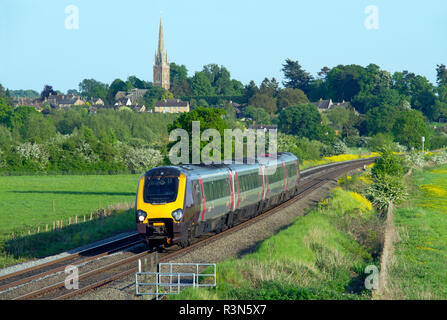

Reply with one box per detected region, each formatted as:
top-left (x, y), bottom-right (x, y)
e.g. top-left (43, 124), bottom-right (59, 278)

top-left (135, 261), bottom-right (216, 300)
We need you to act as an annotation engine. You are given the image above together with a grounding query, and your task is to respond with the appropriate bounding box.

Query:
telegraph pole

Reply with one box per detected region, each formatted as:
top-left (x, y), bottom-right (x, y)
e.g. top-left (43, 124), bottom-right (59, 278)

top-left (422, 136), bottom-right (425, 153)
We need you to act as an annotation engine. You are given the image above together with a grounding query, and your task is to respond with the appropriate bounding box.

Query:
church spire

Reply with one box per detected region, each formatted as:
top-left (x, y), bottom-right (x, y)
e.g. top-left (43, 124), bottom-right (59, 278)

top-left (157, 17), bottom-right (165, 61)
top-left (153, 17), bottom-right (170, 90)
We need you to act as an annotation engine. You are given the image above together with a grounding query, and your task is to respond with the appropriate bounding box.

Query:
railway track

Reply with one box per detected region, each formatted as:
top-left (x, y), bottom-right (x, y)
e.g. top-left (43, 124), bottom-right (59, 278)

top-left (0, 232), bottom-right (142, 293)
top-left (1, 158), bottom-right (374, 300)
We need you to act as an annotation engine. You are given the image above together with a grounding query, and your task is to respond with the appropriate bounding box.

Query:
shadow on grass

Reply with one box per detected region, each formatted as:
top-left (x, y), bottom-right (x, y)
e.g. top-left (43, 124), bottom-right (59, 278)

top-left (1, 209), bottom-right (139, 265)
top-left (9, 190), bottom-right (135, 196)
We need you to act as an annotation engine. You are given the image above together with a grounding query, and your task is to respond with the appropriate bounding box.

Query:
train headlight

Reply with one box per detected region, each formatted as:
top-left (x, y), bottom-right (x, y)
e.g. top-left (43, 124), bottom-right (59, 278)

top-left (171, 209), bottom-right (183, 222)
top-left (136, 210), bottom-right (147, 223)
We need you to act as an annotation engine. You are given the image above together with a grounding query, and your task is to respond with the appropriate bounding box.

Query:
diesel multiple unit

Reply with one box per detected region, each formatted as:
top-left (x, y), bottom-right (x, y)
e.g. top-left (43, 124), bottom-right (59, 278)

top-left (135, 153), bottom-right (300, 249)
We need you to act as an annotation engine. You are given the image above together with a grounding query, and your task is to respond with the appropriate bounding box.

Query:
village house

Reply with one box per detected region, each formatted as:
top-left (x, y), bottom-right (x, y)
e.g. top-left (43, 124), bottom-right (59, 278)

top-left (46, 93), bottom-right (86, 109)
top-left (114, 88), bottom-right (148, 107)
top-left (154, 99), bottom-right (189, 113)
top-left (313, 98), bottom-right (352, 113)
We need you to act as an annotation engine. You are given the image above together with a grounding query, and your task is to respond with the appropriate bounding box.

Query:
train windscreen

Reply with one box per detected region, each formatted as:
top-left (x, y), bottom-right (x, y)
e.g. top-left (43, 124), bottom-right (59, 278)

top-left (143, 174), bottom-right (179, 204)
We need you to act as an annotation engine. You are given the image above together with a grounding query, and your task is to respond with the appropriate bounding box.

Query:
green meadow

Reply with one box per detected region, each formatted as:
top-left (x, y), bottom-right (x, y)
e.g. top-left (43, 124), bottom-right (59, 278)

top-left (0, 174), bottom-right (139, 236)
top-left (388, 165), bottom-right (447, 299)
top-left (0, 174), bottom-right (141, 268)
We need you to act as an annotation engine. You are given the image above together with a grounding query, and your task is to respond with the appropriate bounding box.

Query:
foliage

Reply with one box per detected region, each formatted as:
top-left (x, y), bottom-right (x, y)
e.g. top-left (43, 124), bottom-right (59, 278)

top-left (248, 93), bottom-right (277, 115)
top-left (0, 108), bottom-right (176, 174)
top-left (123, 146), bottom-right (163, 172)
top-left (168, 107), bottom-right (229, 163)
top-left (281, 59), bottom-right (313, 94)
top-left (278, 104), bottom-right (335, 144)
top-left (368, 133), bottom-right (394, 152)
top-left (79, 79), bottom-right (109, 101)
top-left (371, 147), bottom-right (404, 178)
top-left (366, 174), bottom-right (407, 212)
top-left (276, 88), bottom-right (309, 110)
top-left (244, 106), bottom-right (270, 124)
top-left (332, 140), bottom-right (348, 155)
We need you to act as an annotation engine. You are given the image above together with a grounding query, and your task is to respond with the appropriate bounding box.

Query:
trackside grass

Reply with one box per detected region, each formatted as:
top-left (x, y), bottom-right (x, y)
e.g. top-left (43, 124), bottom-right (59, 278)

top-left (172, 177), bottom-right (383, 300)
top-left (387, 164), bottom-right (447, 299)
top-left (301, 152), bottom-right (380, 170)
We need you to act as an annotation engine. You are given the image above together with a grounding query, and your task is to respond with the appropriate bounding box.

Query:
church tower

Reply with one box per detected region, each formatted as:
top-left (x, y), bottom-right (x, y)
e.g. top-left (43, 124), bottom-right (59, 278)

top-left (153, 18), bottom-right (170, 90)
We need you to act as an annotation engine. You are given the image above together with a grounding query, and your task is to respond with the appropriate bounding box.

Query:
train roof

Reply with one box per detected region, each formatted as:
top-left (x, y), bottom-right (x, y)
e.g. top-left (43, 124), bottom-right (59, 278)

top-left (143, 152), bottom-right (298, 179)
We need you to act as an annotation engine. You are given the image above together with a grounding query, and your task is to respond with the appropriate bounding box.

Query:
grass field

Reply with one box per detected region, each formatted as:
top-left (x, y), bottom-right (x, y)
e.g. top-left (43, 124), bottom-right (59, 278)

top-left (388, 164), bottom-right (447, 299)
top-left (0, 174), bottom-right (139, 237)
top-left (0, 174), bottom-right (141, 268)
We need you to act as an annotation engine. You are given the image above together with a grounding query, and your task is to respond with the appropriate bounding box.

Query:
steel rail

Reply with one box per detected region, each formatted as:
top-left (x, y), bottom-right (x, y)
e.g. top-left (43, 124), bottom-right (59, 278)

top-left (0, 233), bottom-right (141, 292)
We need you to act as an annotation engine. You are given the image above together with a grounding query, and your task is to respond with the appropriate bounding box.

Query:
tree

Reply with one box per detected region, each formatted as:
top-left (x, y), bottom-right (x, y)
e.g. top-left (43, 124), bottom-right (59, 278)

top-left (161, 90), bottom-right (174, 100)
top-left (369, 133), bottom-right (394, 151)
top-left (126, 76), bottom-right (146, 90)
top-left (20, 113), bottom-right (56, 143)
top-left (0, 98), bottom-right (13, 128)
top-left (231, 79), bottom-right (244, 96)
top-left (278, 104), bottom-right (335, 143)
top-left (66, 89), bottom-right (80, 96)
top-left (141, 85), bottom-right (166, 108)
top-left (318, 66), bottom-right (331, 79)
top-left (436, 64), bottom-right (447, 86)
top-left (201, 64), bottom-right (236, 95)
top-left (40, 85), bottom-right (56, 101)
top-left (170, 63), bottom-right (188, 82)
top-left (170, 63), bottom-right (191, 96)
top-left (244, 106), bottom-right (270, 124)
top-left (371, 147), bottom-right (404, 178)
top-left (78, 79), bottom-right (109, 101)
top-left (259, 78), bottom-right (280, 97)
top-left (325, 65), bottom-right (365, 102)
top-left (366, 105), bottom-right (400, 136)
top-left (106, 79), bottom-right (128, 105)
top-left (168, 107), bottom-right (229, 163)
top-left (410, 75), bottom-right (437, 120)
top-left (191, 72), bottom-right (214, 96)
top-left (248, 94), bottom-right (277, 115)
top-left (392, 110), bottom-right (430, 149)
top-left (243, 80), bottom-right (259, 103)
top-left (281, 59), bottom-right (313, 94)
top-left (276, 88), bottom-right (309, 110)
top-left (327, 105), bottom-right (350, 133)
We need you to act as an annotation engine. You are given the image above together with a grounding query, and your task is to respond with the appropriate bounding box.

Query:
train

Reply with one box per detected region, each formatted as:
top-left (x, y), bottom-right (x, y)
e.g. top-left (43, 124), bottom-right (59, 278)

top-left (134, 152), bottom-right (300, 250)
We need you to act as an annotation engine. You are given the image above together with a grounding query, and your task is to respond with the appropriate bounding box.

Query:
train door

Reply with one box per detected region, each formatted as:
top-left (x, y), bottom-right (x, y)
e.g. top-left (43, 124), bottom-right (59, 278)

top-left (191, 179), bottom-right (202, 223)
top-left (229, 169), bottom-right (237, 211)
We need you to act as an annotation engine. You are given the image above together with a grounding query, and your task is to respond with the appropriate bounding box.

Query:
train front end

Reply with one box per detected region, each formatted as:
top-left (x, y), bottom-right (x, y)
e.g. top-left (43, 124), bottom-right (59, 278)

top-left (135, 167), bottom-right (187, 249)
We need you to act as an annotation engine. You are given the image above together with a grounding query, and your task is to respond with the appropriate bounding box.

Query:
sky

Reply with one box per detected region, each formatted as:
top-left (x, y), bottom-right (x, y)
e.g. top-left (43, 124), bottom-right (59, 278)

top-left (1, 0), bottom-right (446, 93)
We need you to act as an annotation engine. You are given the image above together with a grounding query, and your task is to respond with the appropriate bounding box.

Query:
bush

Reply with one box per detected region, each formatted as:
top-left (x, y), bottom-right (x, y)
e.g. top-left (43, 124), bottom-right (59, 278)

top-left (366, 174), bottom-right (407, 212)
top-left (404, 150), bottom-right (426, 168)
top-left (278, 134), bottom-right (325, 161)
top-left (368, 133), bottom-right (394, 152)
top-left (332, 140), bottom-right (348, 155)
top-left (430, 134), bottom-right (447, 150)
top-left (371, 147), bottom-right (403, 178)
top-left (344, 135), bottom-right (370, 148)
top-left (123, 146), bottom-right (163, 172)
